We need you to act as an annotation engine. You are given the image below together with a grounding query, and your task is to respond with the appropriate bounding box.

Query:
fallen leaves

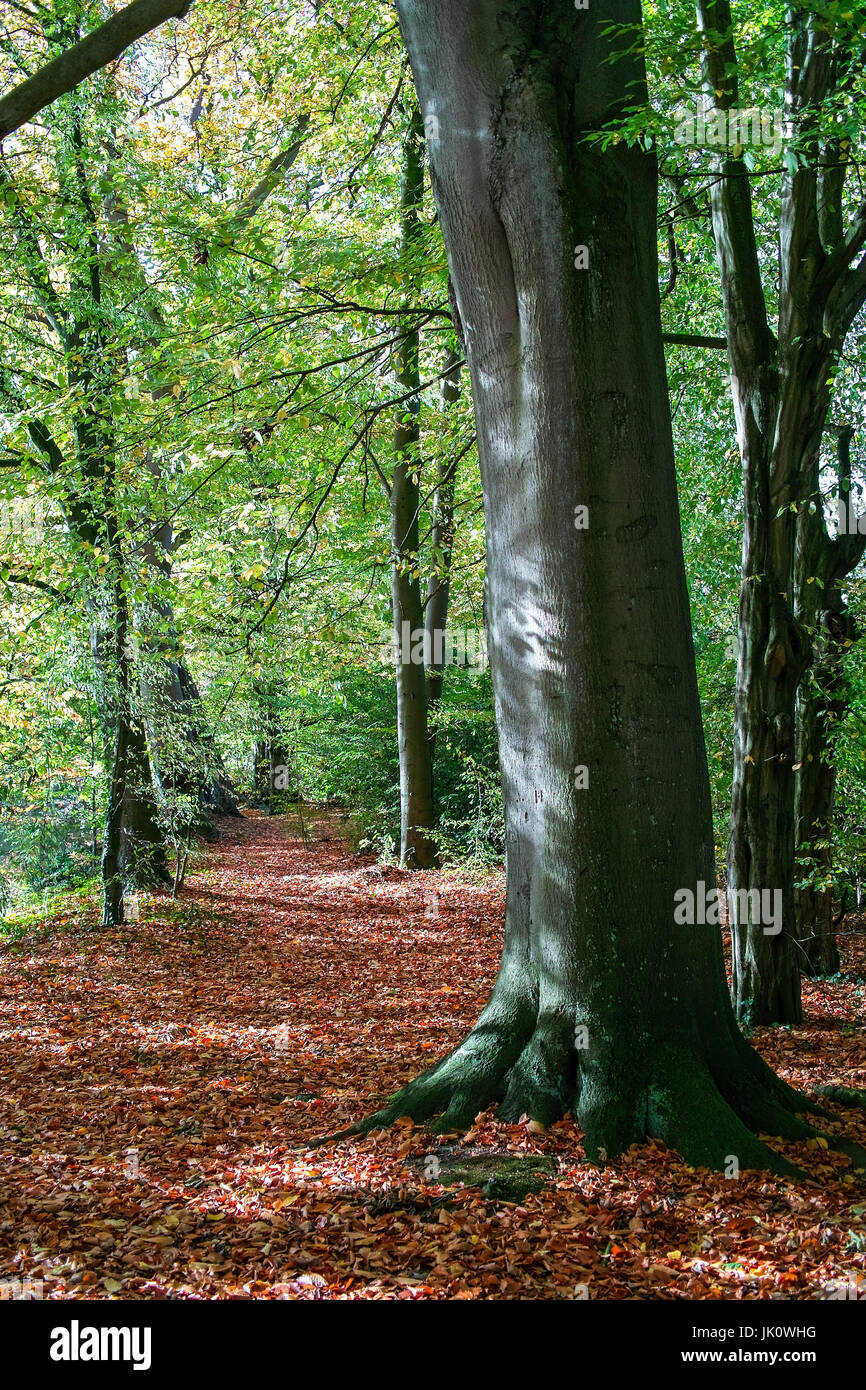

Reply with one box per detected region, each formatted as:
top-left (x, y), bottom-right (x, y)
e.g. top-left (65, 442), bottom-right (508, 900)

top-left (0, 809), bottom-right (864, 1300)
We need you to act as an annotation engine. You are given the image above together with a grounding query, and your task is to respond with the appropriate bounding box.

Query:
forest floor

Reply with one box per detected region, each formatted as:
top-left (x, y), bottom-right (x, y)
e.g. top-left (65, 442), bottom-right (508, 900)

top-left (1, 809), bottom-right (865, 1300)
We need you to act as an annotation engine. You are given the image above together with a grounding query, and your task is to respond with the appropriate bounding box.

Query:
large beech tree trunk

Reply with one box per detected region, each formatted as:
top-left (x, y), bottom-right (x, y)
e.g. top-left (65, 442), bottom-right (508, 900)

top-left (370, 0), bottom-right (833, 1170)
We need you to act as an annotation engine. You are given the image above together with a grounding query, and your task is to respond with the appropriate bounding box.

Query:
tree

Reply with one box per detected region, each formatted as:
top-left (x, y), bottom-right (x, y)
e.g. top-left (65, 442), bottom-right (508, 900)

top-left (362, 0), bottom-right (859, 1170)
top-left (385, 99), bottom-right (436, 867)
top-left (692, 0), bottom-right (866, 1023)
top-left (424, 343), bottom-right (463, 766)
top-left (0, 1), bottom-right (496, 913)
top-left (795, 425), bottom-right (866, 974)
top-left (0, 116), bottom-right (171, 913)
top-left (0, 0), bottom-right (195, 141)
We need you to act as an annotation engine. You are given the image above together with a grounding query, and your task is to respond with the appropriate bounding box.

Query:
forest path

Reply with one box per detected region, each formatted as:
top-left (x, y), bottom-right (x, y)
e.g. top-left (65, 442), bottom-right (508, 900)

top-left (0, 809), bottom-right (864, 1299)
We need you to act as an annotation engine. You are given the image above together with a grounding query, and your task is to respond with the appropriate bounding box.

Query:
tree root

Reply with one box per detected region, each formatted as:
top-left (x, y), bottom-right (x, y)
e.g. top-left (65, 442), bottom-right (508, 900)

top-left (811, 1085), bottom-right (866, 1110)
top-left (335, 1009), bottom-right (866, 1178)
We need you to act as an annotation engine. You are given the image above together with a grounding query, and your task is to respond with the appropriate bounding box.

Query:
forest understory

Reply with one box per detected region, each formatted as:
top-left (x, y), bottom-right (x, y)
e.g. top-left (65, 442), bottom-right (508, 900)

top-left (1, 809), bottom-right (864, 1302)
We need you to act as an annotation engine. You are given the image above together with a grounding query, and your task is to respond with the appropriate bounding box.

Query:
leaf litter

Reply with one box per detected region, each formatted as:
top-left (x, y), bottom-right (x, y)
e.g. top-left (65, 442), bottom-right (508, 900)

top-left (0, 810), bottom-right (864, 1300)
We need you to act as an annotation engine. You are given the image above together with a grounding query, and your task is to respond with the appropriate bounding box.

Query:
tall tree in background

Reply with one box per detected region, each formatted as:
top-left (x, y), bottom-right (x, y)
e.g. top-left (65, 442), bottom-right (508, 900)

top-left (795, 425), bottom-right (866, 974)
top-left (424, 343), bottom-right (463, 769)
top-left (385, 99), bottom-right (435, 868)
top-left (98, 146), bottom-right (311, 829)
top-left (0, 109), bottom-right (171, 913)
top-left (370, 0), bottom-right (852, 1168)
top-left (695, 0), bottom-right (866, 1023)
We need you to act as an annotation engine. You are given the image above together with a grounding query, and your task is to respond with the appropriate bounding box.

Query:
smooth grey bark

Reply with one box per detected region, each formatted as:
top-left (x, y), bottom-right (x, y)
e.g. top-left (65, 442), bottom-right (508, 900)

top-left (0, 0), bottom-right (194, 141)
top-left (696, 0), bottom-right (866, 1023)
top-left (361, 0), bottom-right (841, 1170)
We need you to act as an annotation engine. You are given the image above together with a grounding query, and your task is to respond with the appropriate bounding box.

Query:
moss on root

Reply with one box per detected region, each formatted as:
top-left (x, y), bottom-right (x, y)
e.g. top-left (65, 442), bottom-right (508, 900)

top-left (408, 1147), bottom-right (558, 1202)
top-left (350, 1014), bottom-right (866, 1179)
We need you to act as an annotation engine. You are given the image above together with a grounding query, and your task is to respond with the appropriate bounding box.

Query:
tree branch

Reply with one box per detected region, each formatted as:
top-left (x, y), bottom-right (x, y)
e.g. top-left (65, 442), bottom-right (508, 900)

top-left (2, 571), bottom-right (63, 599)
top-left (0, 0), bottom-right (195, 141)
top-left (695, 1), bottom-right (773, 378)
top-left (217, 115), bottom-right (310, 244)
top-left (662, 332), bottom-right (727, 349)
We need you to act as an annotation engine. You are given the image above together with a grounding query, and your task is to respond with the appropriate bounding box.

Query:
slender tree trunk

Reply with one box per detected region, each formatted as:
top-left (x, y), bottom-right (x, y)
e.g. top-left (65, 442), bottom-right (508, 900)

top-left (795, 680), bottom-right (842, 976)
top-left (424, 346), bottom-right (462, 753)
top-left (100, 543), bottom-right (140, 925)
top-left (371, 0), bottom-right (826, 1169)
top-left (91, 617), bottom-right (171, 889)
top-left (254, 739), bottom-right (271, 799)
top-left (102, 169), bottom-right (240, 828)
top-left (101, 714), bottom-right (131, 928)
top-left (724, 361), bottom-right (809, 1024)
top-left (120, 719), bottom-right (172, 883)
top-left (794, 427), bottom-right (865, 975)
top-left (139, 594), bottom-right (239, 828)
top-left (390, 100), bottom-right (435, 868)
top-left (58, 97), bottom-right (171, 904)
top-left (695, 0), bottom-right (866, 1023)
